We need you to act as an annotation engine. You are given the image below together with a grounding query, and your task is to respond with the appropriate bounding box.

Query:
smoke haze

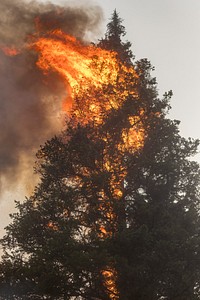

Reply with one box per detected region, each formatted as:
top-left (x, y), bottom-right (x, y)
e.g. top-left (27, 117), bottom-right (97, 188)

top-left (0, 0), bottom-right (103, 193)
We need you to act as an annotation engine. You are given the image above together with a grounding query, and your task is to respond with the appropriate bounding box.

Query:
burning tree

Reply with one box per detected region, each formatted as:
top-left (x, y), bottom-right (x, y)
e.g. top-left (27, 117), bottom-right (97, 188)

top-left (0, 9), bottom-right (200, 300)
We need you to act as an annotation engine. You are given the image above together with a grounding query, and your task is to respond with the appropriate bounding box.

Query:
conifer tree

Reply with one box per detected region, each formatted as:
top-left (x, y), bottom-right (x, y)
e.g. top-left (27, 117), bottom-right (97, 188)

top-left (0, 11), bottom-right (200, 300)
top-left (98, 9), bottom-right (134, 65)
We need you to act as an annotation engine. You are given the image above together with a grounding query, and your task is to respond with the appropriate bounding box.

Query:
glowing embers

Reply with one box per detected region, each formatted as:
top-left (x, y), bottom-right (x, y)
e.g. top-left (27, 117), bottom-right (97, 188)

top-left (47, 221), bottom-right (58, 231)
top-left (102, 268), bottom-right (119, 300)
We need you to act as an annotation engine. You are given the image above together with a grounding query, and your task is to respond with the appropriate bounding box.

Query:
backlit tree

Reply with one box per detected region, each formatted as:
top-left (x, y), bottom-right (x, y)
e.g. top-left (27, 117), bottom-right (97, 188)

top-left (0, 10), bottom-right (200, 300)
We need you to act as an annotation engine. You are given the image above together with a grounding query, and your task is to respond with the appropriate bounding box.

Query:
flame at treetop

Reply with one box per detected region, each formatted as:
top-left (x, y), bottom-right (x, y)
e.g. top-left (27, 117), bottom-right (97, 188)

top-left (29, 28), bottom-right (145, 300)
top-left (1, 46), bottom-right (20, 56)
top-left (30, 29), bottom-right (119, 110)
top-left (29, 29), bottom-right (139, 118)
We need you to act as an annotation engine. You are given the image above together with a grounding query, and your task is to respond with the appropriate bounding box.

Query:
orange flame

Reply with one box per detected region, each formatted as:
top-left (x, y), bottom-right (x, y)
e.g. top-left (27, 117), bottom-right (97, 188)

top-left (29, 29), bottom-right (145, 300)
top-left (1, 46), bottom-right (20, 56)
top-left (102, 269), bottom-right (119, 300)
top-left (29, 29), bottom-right (139, 118)
top-left (30, 30), bottom-right (121, 112)
top-left (47, 221), bottom-right (58, 231)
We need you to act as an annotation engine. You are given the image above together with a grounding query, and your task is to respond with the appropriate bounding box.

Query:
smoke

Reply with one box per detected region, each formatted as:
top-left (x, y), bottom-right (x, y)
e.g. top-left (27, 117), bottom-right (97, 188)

top-left (0, 0), bottom-right (103, 193)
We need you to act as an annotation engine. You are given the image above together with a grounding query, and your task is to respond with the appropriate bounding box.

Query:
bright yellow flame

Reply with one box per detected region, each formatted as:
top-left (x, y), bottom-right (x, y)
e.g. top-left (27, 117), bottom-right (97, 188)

top-left (121, 114), bottom-right (145, 152)
top-left (30, 29), bottom-right (138, 119)
top-left (30, 30), bottom-right (119, 98)
top-left (30, 29), bottom-right (146, 300)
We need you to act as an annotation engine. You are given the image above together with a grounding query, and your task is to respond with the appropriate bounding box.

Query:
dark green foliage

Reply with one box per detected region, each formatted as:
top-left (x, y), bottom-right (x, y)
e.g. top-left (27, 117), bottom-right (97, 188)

top-left (113, 116), bottom-right (200, 299)
top-left (98, 10), bottom-right (134, 65)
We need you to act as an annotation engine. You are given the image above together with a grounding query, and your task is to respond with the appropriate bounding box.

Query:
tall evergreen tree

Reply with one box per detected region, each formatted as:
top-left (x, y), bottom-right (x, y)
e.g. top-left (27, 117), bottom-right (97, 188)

top-left (0, 11), bottom-right (200, 300)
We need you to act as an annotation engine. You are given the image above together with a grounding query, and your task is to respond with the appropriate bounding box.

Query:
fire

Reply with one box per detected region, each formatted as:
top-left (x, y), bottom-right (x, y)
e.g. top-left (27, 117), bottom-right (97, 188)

top-left (102, 269), bottom-right (119, 300)
top-left (47, 221), bottom-right (58, 231)
top-left (29, 29), bottom-right (138, 119)
top-left (29, 29), bottom-right (145, 300)
top-left (30, 29), bottom-right (120, 110)
top-left (1, 46), bottom-right (20, 56)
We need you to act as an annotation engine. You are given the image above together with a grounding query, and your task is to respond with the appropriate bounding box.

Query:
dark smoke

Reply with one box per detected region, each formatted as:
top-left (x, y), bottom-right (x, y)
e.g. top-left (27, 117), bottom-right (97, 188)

top-left (0, 0), bottom-right (103, 192)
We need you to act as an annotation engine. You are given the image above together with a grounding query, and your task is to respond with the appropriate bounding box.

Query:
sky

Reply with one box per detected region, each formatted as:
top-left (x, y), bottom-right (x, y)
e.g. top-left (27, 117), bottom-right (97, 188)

top-left (98, 0), bottom-right (200, 147)
top-left (0, 0), bottom-right (200, 242)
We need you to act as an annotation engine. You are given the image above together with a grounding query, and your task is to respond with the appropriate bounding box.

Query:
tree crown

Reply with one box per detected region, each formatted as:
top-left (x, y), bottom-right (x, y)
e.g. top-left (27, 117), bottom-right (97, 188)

top-left (98, 9), bottom-right (134, 65)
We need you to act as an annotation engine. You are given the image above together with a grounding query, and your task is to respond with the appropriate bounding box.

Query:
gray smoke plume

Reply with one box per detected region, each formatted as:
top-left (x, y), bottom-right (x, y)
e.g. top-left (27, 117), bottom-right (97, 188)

top-left (0, 0), bottom-right (103, 193)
